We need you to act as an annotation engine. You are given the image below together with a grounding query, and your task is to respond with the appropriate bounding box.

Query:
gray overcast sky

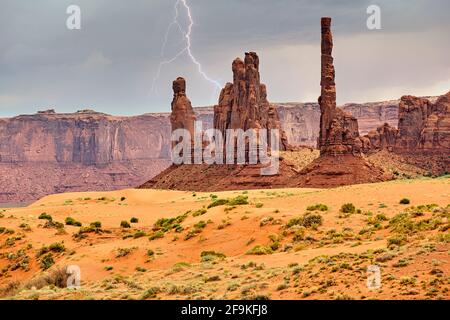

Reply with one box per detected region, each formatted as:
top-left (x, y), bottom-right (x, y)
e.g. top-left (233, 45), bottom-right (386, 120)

top-left (0, 0), bottom-right (449, 116)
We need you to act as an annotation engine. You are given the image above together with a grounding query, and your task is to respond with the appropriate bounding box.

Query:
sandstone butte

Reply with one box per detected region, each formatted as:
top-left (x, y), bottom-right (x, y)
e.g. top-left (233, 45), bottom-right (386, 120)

top-left (140, 17), bottom-right (449, 192)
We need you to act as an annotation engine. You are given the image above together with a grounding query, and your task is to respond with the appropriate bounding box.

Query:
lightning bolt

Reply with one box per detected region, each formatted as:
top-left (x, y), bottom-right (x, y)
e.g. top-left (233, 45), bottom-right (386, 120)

top-left (151, 0), bottom-right (222, 98)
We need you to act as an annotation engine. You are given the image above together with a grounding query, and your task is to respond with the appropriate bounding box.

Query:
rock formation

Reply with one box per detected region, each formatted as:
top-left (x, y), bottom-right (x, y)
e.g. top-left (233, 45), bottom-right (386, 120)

top-left (170, 77), bottom-right (196, 139)
top-left (0, 111), bottom-right (172, 203)
top-left (360, 91), bottom-right (449, 156)
top-left (214, 52), bottom-right (289, 150)
top-left (420, 91), bottom-right (450, 152)
top-left (361, 123), bottom-right (399, 152)
top-left (318, 17), bottom-right (361, 156)
top-left (395, 95), bottom-right (433, 152)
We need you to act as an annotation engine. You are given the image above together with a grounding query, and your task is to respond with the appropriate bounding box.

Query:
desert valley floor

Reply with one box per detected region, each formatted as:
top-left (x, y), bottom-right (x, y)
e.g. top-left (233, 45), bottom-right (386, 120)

top-left (0, 177), bottom-right (449, 300)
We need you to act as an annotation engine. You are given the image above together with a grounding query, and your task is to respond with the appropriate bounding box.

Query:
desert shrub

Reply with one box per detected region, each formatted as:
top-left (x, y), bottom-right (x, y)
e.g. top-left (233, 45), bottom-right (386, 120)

top-left (340, 203), bottom-right (356, 214)
top-left (40, 253), bottom-right (55, 270)
top-left (255, 203), bottom-right (264, 208)
top-left (260, 216), bottom-right (274, 227)
top-left (147, 249), bottom-right (154, 257)
top-left (194, 220), bottom-right (206, 229)
top-left (65, 217), bottom-right (82, 227)
top-left (387, 235), bottom-right (408, 247)
top-left (307, 204), bottom-right (328, 212)
top-left (43, 220), bottom-right (65, 230)
top-left (228, 195), bottom-right (249, 206)
top-left (25, 266), bottom-right (69, 290)
top-left (130, 217), bottom-right (139, 223)
top-left (116, 248), bottom-right (134, 258)
top-left (148, 230), bottom-right (164, 241)
top-left (400, 198), bottom-right (411, 205)
top-left (246, 245), bottom-right (273, 255)
top-left (133, 231), bottom-right (146, 239)
top-left (154, 212), bottom-right (188, 232)
top-left (192, 208), bottom-right (207, 217)
top-left (207, 199), bottom-right (229, 209)
top-left (19, 223), bottom-right (31, 231)
top-left (120, 197), bottom-right (126, 201)
top-left (105, 266), bottom-right (113, 271)
top-left (36, 242), bottom-right (66, 258)
top-left (287, 213), bottom-right (323, 229)
top-left (200, 251), bottom-right (226, 262)
top-left (0, 227), bottom-right (14, 234)
top-left (120, 221), bottom-right (131, 228)
top-left (38, 213), bottom-right (52, 221)
top-left (399, 276), bottom-right (416, 286)
top-left (142, 287), bottom-right (160, 299)
top-left (207, 195), bottom-right (249, 209)
top-left (90, 221), bottom-right (102, 229)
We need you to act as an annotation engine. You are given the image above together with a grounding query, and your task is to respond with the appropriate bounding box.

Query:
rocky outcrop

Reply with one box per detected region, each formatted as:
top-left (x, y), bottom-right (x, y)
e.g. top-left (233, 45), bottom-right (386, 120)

top-left (170, 77), bottom-right (196, 138)
top-left (418, 92), bottom-right (450, 153)
top-left (395, 95), bottom-right (432, 152)
top-left (214, 52), bottom-right (289, 150)
top-left (318, 17), bottom-right (361, 156)
top-left (362, 123), bottom-right (399, 152)
top-left (360, 91), bottom-right (450, 156)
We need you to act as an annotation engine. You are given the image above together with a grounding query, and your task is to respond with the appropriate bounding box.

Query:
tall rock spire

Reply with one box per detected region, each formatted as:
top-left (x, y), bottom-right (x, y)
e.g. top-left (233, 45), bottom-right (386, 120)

top-left (318, 17), bottom-right (337, 149)
top-left (318, 18), bottom-right (361, 156)
top-left (170, 77), bottom-right (196, 140)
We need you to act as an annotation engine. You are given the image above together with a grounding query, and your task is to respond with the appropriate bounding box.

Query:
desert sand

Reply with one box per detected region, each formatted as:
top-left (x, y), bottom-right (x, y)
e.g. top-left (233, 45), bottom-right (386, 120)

top-left (0, 177), bottom-right (448, 300)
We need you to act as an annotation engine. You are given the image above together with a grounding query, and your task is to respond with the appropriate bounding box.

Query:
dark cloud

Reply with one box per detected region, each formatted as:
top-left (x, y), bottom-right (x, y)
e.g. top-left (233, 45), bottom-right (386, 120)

top-left (0, 0), bottom-right (449, 116)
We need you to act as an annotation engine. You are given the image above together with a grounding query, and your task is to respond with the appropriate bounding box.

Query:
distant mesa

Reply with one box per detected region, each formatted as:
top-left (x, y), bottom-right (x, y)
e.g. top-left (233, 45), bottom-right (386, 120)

top-left (37, 109), bottom-right (56, 114)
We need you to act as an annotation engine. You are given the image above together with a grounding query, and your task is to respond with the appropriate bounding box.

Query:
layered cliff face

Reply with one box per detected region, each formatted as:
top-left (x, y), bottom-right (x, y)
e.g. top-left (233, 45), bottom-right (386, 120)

top-left (0, 110), bottom-right (171, 164)
top-left (214, 52), bottom-right (289, 150)
top-left (0, 111), bottom-right (173, 203)
top-left (420, 91), bottom-right (450, 152)
top-left (395, 96), bottom-right (433, 152)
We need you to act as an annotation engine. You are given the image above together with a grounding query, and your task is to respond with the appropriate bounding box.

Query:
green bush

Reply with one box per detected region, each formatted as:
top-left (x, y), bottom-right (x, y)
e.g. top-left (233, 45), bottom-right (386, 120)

top-left (200, 251), bottom-right (226, 262)
top-left (306, 204), bottom-right (328, 212)
top-left (120, 221), bottom-right (131, 228)
top-left (207, 198), bottom-right (229, 209)
top-left (388, 235), bottom-right (408, 246)
top-left (65, 217), bottom-right (82, 227)
top-left (154, 213), bottom-right (188, 232)
top-left (400, 198), bottom-right (411, 205)
top-left (116, 248), bottom-right (134, 258)
top-left (90, 221), bottom-right (102, 228)
top-left (340, 203), bottom-right (356, 214)
top-left (38, 213), bottom-right (53, 221)
top-left (133, 231), bottom-right (146, 239)
top-left (246, 245), bottom-right (273, 255)
top-left (192, 208), bottom-right (207, 217)
top-left (130, 217), bottom-right (139, 223)
top-left (228, 195), bottom-right (249, 206)
top-left (40, 253), bottom-right (55, 270)
top-left (148, 230), bottom-right (165, 241)
top-left (287, 213), bottom-right (323, 229)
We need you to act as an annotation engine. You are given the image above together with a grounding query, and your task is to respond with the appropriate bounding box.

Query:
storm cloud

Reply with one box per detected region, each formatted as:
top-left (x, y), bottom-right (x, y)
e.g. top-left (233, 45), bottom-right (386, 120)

top-left (0, 0), bottom-right (449, 116)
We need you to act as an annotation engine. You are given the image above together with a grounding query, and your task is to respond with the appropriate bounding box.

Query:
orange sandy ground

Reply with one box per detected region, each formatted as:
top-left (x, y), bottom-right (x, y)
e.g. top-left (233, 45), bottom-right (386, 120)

top-left (0, 177), bottom-right (449, 300)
